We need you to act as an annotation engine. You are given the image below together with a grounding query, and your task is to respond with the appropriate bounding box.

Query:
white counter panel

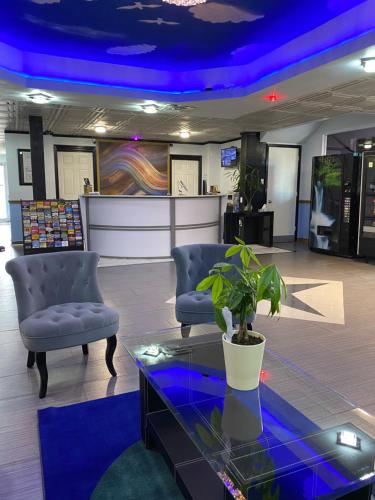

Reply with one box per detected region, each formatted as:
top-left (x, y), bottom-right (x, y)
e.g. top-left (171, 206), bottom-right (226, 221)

top-left (175, 226), bottom-right (219, 247)
top-left (90, 229), bottom-right (171, 258)
top-left (88, 197), bottom-right (170, 227)
top-left (175, 197), bottom-right (220, 226)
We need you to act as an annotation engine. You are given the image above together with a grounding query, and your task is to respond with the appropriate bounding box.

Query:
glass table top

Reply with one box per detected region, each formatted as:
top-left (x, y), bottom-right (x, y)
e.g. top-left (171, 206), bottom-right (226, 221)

top-left (122, 325), bottom-right (375, 499)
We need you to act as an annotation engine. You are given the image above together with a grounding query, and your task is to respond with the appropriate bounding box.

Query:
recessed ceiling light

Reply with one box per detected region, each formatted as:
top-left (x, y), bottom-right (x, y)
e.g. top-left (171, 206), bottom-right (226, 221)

top-left (179, 130), bottom-right (191, 139)
top-left (143, 104), bottom-right (158, 114)
top-left (94, 125), bottom-right (107, 134)
top-left (27, 92), bottom-right (53, 104)
top-left (361, 57), bottom-right (375, 73)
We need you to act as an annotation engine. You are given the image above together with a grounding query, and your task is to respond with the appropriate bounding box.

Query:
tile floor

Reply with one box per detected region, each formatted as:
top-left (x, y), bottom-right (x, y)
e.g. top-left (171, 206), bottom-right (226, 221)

top-left (1, 223), bottom-right (375, 499)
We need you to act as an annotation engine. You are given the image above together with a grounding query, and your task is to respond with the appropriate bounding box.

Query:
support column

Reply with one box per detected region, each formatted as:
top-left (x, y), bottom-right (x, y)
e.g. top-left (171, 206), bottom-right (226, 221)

top-left (240, 132), bottom-right (268, 209)
top-left (29, 115), bottom-right (46, 200)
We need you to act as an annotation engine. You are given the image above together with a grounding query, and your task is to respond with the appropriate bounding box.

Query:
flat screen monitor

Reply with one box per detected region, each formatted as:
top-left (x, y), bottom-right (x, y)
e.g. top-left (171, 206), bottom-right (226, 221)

top-left (221, 147), bottom-right (238, 168)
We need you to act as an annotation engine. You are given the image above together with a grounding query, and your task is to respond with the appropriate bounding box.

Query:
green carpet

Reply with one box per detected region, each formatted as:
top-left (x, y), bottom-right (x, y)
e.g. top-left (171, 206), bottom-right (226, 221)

top-left (91, 441), bottom-right (184, 500)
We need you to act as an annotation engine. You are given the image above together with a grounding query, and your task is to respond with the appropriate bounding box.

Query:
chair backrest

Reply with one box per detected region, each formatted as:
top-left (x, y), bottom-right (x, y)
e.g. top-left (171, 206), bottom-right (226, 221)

top-left (6, 251), bottom-right (103, 323)
top-left (172, 244), bottom-right (240, 297)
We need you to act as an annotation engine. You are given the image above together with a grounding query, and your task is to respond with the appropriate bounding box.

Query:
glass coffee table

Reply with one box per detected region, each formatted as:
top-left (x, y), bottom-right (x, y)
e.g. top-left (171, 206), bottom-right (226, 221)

top-left (122, 325), bottom-right (375, 500)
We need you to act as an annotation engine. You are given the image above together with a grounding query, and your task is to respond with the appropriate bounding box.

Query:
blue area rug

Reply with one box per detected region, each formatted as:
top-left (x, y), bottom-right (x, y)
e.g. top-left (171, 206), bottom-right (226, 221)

top-left (38, 391), bottom-right (183, 500)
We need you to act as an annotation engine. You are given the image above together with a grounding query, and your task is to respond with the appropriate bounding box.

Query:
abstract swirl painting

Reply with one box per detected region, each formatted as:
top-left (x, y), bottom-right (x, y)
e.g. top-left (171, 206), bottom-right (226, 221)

top-left (98, 140), bottom-right (169, 195)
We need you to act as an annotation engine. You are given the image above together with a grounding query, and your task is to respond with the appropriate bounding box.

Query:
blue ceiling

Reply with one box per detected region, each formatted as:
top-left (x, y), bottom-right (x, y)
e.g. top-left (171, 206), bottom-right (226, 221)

top-left (1, 0), bottom-right (368, 72)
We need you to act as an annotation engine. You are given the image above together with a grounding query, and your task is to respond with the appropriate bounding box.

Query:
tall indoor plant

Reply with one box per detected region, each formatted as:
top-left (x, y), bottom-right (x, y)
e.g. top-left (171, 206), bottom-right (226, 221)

top-left (197, 238), bottom-right (286, 390)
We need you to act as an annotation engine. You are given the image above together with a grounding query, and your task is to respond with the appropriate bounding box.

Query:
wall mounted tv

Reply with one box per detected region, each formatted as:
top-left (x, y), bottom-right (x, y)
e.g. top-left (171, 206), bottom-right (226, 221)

top-left (221, 147), bottom-right (239, 168)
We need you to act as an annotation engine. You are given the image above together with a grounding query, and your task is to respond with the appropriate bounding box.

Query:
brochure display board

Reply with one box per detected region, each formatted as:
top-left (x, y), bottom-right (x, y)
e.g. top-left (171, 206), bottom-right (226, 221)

top-left (21, 200), bottom-right (84, 255)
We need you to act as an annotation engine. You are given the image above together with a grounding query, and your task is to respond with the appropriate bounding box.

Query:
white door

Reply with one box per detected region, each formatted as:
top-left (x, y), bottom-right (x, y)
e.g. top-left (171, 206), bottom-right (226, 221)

top-left (171, 158), bottom-right (200, 196)
top-left (267, 146), bottom-right (299, 240)
top-left (57, 151), bottom-right (94, 200)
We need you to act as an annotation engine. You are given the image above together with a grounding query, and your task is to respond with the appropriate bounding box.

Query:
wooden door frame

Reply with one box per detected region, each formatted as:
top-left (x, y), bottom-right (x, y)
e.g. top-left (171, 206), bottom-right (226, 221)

top-left (267, 144), bottom-right (302, 241)
top-left (54, 145), bottom-right (98, 199)
top-left (170, 155), bottom-right (203, 195)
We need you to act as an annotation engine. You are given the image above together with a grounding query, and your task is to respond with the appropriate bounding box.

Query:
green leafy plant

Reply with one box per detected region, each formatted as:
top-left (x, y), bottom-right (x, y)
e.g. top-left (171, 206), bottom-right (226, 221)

top-left (196, 238), bottom-right (286, 345)
top-left (227, 164), bottom-right (262, 211)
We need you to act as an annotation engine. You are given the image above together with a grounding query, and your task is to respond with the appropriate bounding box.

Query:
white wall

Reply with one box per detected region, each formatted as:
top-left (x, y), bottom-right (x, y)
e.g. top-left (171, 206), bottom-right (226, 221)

top-left (5, 134), bottom-right (216, 201)
top-left (5, 133), bottom-right (32, 200)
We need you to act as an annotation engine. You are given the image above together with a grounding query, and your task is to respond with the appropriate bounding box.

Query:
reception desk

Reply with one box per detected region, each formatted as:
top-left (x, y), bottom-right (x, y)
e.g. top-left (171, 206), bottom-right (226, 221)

top-left (80, 195), bottom-right (226, 258)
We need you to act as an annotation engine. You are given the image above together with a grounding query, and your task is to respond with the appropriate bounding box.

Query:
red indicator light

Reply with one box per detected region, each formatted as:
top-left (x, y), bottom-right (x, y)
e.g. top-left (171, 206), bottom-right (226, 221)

top-left (260, 369), bottom-right (270, 382)
top-left (263, 89), bottom-right (284, 102)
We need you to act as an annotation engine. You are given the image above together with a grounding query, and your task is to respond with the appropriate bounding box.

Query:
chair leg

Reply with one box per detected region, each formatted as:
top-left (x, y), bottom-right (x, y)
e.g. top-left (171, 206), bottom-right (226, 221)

top-left (247, 322), bottom-right (253, 331)
top-left (82, 344), bottom-right (89, 356)
top-left (36, 352), bottom-right (48, 399)
top-left (181, 323), bottom-right (191, 338)
top-left (106, 336), bottom-right (117, 377)
top-left (27, 351), bottom-right (35, 368)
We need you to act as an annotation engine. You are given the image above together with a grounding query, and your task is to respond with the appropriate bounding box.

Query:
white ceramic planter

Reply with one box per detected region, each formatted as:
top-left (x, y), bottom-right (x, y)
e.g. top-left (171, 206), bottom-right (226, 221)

top-left (222, 332), bottom-right (266, 391)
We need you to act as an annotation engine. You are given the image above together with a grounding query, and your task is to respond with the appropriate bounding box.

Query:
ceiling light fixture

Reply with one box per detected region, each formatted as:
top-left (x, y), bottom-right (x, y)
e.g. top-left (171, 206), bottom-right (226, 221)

top-left (143, 104), bottom-right (158, 114)
top-left (361, 57), bottom-right (375, 73)
top-left (162, 0), bottom-right (206, 6)
top-left (364, 143), bottom-right (373, 150)
top-left (27, 91), bottom-right (53, 104)
top-left (179, 130), bottom-right (191, 139)
top-left (94, 125), bottom-right (107, 134)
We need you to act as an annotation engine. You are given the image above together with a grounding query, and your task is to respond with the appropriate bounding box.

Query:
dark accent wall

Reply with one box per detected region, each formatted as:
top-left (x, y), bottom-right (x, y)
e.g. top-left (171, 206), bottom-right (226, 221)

top-left (29, 116), bottom-right (46, 199)
top-left (240, 132), bottom-right (268, 208)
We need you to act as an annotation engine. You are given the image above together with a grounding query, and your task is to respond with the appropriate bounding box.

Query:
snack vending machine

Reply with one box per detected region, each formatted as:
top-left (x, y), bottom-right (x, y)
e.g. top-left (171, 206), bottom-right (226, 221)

top-left (358, 152), bottom-right (375, 258)
top-left (309, 154), bottom-right (361, 257)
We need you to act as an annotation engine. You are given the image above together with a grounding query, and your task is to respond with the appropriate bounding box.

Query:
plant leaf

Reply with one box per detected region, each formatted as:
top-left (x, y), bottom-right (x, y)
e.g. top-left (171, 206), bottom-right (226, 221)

top-left (234, 236), bottom-right (245, 245)
top-left (225, 245), bottom-right (241, 258)
top-left (211, 275), bottom-right (223, 304)
top-left (215, 308), bottom-right (228, 333)
top-left (196, 275), bottom-right (216, 291)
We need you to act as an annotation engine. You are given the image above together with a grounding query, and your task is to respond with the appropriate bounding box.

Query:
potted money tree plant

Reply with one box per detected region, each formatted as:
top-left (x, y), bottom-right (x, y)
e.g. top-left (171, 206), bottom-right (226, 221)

top-left (197, 238), bottom-right (286, 391)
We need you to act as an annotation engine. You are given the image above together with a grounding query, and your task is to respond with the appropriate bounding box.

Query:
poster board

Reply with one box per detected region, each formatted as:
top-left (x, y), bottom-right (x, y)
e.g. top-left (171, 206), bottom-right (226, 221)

top-left (97, 140), bottom-right (169, 195)
top-left (21, 200), bottom-right (84, 255)
top-left (18, 149), bottom-right (33, 185)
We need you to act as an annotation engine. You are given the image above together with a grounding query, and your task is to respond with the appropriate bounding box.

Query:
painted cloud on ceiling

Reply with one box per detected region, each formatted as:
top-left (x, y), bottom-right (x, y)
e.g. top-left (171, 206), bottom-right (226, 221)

top-left (139, 18), bottom-right (179, 26)
top-left (107, 44), bottom-right (157, 56)
top-left (189, 3), bottom-right (264, 24)
top-left (25, 14), bottom-right (124, 39)
top-left (118, 2), bottom-right (160, 10)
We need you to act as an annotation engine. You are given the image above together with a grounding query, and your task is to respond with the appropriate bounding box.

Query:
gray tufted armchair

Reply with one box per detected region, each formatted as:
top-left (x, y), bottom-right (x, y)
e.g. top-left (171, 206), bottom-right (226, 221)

top-left (171, 244), bottom-right (255, 337)
top-left (6, 251), bottom-right (119, 398)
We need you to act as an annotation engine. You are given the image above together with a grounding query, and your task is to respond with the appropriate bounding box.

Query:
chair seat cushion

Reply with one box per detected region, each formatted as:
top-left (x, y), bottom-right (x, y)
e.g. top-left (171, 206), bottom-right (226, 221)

top-left (20, 302), bottom-right (119, 352)
top-left (176, 291), bottom-right (256, 326)
top-left (176, 291), bottom-right (214, 324)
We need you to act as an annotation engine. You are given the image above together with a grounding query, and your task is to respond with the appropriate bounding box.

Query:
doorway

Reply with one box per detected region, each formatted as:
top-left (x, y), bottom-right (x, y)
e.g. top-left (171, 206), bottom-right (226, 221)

top-left (267, 145), bottom-right (301, 241)
top-left (54, 146), bottom-right (97, 200)
top-left (170, 155), bottom-right (202, 196)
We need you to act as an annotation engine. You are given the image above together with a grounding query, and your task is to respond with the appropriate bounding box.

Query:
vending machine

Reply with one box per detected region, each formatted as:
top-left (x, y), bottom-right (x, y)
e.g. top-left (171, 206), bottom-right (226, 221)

top-left (358, 152), bottom-right (375, 258)
top-left (309, 154), bottom-right (361, 257)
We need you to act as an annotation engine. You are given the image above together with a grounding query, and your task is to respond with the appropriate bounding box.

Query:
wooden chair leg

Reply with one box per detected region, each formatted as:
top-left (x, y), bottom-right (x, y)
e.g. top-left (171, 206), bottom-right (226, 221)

top-left (82, 344), bottom-right (89, 356)
top-left (106, 336), bottom-right (117, 377)
top-left (181, 323), bottom-right (191, 338)
top-left (27, 351), bottom-right (35, 368)
top-left (36, 352), bottom-right (48, 399)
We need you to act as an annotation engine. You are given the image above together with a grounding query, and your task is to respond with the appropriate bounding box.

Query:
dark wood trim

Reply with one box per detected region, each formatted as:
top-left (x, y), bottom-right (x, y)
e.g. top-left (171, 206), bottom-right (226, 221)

top-left (170, 155), bottom-right (203, 195)
top-left (54, 145), bottom-right (97, 199)
top-left (17, 149), bottom-right (32, 186)
top-left (29, 116), bottom-right (46, 199)
top-left (268, 144), bottom-right (302, 241)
